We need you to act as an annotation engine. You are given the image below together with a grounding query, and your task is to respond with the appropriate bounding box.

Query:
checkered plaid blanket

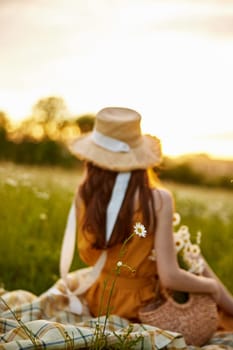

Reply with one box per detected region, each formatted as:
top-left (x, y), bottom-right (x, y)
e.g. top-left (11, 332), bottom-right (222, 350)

top-left (0, 289), bottom-right (232, 349)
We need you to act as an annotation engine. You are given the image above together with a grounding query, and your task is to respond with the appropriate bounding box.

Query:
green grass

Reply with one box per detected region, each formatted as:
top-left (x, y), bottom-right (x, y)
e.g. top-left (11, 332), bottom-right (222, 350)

top-left (0, 162), bottom-right (232, 295)
top-left (0, 162), bottom-right (83, 294)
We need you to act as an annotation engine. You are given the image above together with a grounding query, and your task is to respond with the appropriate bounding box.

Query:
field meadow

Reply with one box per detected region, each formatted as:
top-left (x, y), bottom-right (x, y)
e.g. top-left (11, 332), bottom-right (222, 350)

top-left (0, 161), bottom-right (232, 296)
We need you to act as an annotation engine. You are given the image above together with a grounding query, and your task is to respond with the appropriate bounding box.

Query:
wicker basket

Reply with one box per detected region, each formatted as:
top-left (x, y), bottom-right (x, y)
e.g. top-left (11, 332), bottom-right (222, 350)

top-left (139, 291), bottom-right (218, 346)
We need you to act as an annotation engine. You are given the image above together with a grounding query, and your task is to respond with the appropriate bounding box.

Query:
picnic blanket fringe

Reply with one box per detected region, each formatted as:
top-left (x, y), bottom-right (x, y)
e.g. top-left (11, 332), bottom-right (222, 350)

top-left (0, 289), bottom-right (232, 350)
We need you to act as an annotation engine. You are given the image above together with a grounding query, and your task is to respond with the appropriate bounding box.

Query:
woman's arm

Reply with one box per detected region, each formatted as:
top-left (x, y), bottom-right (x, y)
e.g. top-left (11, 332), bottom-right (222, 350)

top-left (153, 188), bottom-right (220, 302)
top-left (202, 259), bottom-right (233, 315)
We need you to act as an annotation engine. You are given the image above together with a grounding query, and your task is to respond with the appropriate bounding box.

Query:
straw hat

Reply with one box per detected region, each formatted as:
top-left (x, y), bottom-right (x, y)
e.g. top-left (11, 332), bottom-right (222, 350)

top-left (68, 107), bottom-right (162, 171)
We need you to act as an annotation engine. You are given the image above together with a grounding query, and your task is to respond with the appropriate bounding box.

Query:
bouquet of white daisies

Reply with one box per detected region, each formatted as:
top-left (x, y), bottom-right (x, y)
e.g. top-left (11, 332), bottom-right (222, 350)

top-left (173, 212), bottom-right (204, 275)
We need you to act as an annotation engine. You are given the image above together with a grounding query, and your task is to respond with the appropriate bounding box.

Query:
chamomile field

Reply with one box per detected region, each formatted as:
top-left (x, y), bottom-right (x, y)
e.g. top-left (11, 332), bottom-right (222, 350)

top-left (0, 162), bottom-right (232, 295)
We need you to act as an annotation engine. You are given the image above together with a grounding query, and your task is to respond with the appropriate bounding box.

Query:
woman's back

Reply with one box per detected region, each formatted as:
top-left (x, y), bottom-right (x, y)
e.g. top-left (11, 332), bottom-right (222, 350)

top-left (76, 186), bottom-right (171, 320)
top-left (78, 203), bottom-right (158, 320)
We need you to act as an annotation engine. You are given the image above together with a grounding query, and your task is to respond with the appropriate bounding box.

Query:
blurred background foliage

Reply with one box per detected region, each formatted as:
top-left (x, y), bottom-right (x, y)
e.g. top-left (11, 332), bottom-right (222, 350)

top-left (0, 96), bottom-right (232, 189)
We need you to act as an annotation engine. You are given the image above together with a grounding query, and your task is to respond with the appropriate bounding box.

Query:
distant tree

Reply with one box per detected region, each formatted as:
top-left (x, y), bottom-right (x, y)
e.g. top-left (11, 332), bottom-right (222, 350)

top-left (159, 161), bottom-right (204, 185)
top-left (75, 114), bottom-right (95, 133)
top-left (0, 111), bottom-right (10, 130)
top-left (1, 104), bottom-right (96, 167)
top-left (33, 96), bottom-right (69, 122)
top-left (0, 111), bottom-right (11, 159)
top-left (32, 96), bottom-right (70, 139)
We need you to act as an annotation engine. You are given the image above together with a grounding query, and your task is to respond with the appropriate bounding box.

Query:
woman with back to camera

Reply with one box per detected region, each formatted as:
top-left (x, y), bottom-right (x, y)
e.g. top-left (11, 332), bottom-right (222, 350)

top-left (67, 107), bottom-right (233, 335)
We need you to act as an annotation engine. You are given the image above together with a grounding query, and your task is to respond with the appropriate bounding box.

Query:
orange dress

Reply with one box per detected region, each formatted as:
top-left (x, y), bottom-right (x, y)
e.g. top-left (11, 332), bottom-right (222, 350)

top-left (77, 212), bottom-right (157, 321)
top-left (77, 204), bottom-right (233, 329)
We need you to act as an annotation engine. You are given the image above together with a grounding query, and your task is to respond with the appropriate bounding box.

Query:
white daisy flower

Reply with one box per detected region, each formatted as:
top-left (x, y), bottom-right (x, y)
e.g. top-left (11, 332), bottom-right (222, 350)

top-left (183, 243), bottom-right (192, 256)
top-left (178, 225), bottom-right (189, 235)
top-left (117, 261), bottom-right (123, 267)
top-left (190, 244), bottom-right (201, 257)
top-left (188, 259), bottom-right (204, 274)
top-left (188, 262), bottom-right (198, 273)
top-left (134, 222), bottom-right (147, 238)
top-left (195, 259), bottom-right (205, 274)
top-left (173, 230), bottom-right (182, 238)
top-left (174, 236), bottom-right (185, 252)
top-left (173, 212), bottom-right (181, 226)
top-left (177, 226), bottom-right (191, 244)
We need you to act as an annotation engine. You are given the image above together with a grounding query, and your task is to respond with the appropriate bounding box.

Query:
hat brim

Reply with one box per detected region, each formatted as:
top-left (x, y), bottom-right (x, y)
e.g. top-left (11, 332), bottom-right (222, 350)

top-left (68, 133), bottom-right (162, 171)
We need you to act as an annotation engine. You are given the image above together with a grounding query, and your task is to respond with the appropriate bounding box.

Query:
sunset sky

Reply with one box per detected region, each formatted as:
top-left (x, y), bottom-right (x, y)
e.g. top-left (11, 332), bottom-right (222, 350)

top-left (0, 0), bottom-right (233, 159)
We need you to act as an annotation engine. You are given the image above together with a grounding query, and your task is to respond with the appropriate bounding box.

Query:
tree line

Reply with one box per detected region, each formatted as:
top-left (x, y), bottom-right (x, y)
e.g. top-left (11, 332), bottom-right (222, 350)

top-left (0, 97), bottom-right (94, 167)
top-left (0, 96), bottom-right (232, 189)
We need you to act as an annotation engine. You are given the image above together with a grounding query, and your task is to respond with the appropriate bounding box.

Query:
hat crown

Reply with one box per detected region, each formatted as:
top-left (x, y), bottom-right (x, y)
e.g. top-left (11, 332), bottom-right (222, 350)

top-left (95, 107), bottom-right (142, 147)
top-left (68, 106), bottom-right (162, 171)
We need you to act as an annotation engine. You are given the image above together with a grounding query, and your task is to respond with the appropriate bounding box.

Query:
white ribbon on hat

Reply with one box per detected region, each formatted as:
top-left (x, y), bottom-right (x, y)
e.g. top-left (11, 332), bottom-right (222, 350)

top-left (59, 131), bottom-right (131, 314)
top-left (92, 130), bottom-right (130, 152)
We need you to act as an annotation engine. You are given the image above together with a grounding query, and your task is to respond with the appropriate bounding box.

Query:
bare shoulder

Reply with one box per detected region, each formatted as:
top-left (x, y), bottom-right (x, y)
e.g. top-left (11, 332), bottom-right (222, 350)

top-left (152, 187), bottom-right (173, 202)
top-left (151, 187), bottom-right (174, 212)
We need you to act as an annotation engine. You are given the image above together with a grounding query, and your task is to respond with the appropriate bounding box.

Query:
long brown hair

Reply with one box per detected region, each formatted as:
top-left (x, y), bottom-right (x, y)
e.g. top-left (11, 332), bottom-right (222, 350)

top-left (78, 162), bottom-right (157, 249)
